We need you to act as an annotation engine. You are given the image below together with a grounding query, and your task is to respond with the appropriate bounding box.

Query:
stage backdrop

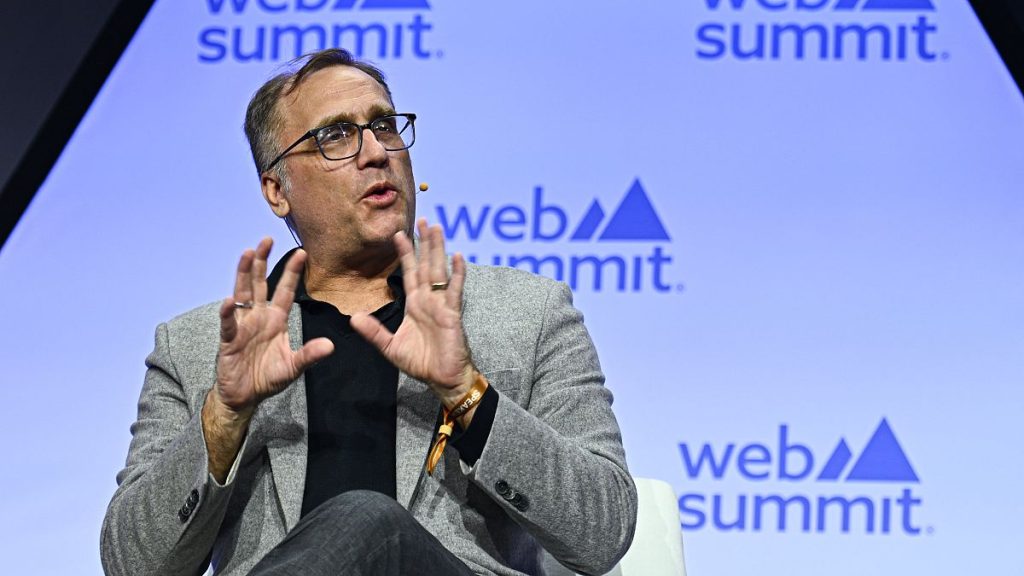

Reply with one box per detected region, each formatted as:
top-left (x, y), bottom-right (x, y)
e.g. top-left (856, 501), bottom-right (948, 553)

top-left (1, 1), bottom-right (1022, 574)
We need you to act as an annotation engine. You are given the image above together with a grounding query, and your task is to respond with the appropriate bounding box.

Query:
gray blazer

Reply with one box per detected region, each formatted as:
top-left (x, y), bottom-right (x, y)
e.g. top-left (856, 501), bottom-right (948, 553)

top-left (101, 264), bottom-right (637, 576)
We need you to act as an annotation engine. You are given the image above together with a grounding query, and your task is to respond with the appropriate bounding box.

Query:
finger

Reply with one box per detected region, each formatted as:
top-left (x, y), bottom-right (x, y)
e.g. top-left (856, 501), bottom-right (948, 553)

top-left (252, 237), bottom-right (272, 305)
top-left (219, 297), bottom-right (239, 343)
top-left (447, 252), bottom-right (467, 310)
top-left (394, 231), bottom-right (418, 296)
top-left (233, 249), bottom-right (256, 305)
top-left (292, 337), bottom-right (334, 373)
top-left (350, 313), bottom-right (396, 358)
top-left (270, 248), bottom-right (306, 312)
top-left (416, 218), bottom-right (431, 286)
top-left (429, 225), bottom-right (448, 284)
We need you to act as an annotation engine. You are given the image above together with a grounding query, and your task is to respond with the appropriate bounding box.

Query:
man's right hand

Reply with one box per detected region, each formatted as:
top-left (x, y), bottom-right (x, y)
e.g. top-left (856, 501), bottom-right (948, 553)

top-left (203, 238), bottom-right (334, 482)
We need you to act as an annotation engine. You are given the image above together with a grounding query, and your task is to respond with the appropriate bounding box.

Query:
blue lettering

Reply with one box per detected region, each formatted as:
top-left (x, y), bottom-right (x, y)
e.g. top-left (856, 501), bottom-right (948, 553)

top-left (771, 24), bottom-right (828, 60)
top-left (648, 246), bottom-right (673, 292)
top-left (834, 24), bottom-right (891, 60)
top-left (816, 495), bottom-right (875, 533)
top-left (733, 23), bottom-right (766, 59)
top-left (436, 205), bottom-right (491, 240)
top-left (795, 0), bottom-right (829, 8)
top-left (679, 443), bottom-right (735, 479)
top-left (206, 0), bottom-right (249, 14)
top-left (532, 187), bottom-right (566, 241)
top-left (233, 26), bottom-right (265, 62)
top-left (333, 22), bottom-right (388, 58)
top-left (779, 425), bottom-right (813, 480)
top-left (913, 16), bottom-right (938, 61)
top-left (696, 24), bottom-right (726, 59)
top-left (570, 255), bottom-right (626, 291)
top-left (679, 494), bottom-right (706, 529)
top-left (737, 444), bottom-right (771, 480)
top-left (680, 490), bottom-right (921, 534)
top-left (695, 19), bottom-right (941, 62)
top-left (753, 494), bottom-right (811, 531)
top-left (257, 0), bottom-right (288, 12)
top-left (712, 494), bottom-right (747, 530)
top-left (272, 25), bottom-right (327, 60)
top-left (492, 206), bottom-right (526, 240)
top-left (702, 0), bottom-right (748, 9)
top-left (898, 488), bottom-right (922, 534)
top-left (297, 0), bottom-right (330, 10)
top-left (198, 28), bottom-right (227, 63)
top-left (409, 14), bottom-right (433, 58)
top-left (393, 22), bottom-right (403, 57)
top-left (756, 0), bottom-right (787, 11)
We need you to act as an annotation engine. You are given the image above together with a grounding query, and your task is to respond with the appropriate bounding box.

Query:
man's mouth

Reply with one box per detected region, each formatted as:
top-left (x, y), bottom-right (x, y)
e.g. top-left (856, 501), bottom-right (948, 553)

top-left (361, 182), bottom-right (399, 206)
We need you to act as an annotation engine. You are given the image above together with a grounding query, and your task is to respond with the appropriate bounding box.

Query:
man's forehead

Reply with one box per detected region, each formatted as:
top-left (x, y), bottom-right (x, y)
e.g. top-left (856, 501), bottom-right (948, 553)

top-left (279, 66), bottom-right (394, 130)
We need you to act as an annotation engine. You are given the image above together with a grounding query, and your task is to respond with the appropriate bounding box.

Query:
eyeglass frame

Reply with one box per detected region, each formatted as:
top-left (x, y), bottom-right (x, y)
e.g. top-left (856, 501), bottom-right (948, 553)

top-left (261, 112), bottom-right (417, 173)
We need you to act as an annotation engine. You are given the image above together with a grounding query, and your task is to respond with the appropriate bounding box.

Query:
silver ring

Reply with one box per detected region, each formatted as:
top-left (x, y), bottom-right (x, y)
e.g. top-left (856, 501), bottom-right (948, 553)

top-left (430, 282), bottom-right (449, 291)
top-left (233, 301), bottom-right (254, 309)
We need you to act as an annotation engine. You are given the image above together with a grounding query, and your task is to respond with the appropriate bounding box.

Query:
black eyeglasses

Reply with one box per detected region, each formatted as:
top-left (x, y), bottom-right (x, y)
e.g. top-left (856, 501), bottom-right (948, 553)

top-left (263, 113), bottom-right (417, 172)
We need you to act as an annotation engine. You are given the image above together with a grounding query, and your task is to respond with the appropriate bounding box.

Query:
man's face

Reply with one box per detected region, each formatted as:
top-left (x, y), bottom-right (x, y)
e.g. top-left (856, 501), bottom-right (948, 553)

top-left (267, 66), bottom-right (416, 259)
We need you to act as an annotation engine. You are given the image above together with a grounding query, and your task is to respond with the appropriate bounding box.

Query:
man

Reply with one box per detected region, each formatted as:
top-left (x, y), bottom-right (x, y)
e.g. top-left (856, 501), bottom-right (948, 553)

top-left (101, 48), bottom-right (636, 576)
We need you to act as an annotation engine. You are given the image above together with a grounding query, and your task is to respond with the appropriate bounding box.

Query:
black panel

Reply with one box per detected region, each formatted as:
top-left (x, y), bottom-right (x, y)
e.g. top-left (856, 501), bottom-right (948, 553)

top-left (970, 0), bottom-right (1024, 98)
top-left (0, 0), bottom-right (155, 250)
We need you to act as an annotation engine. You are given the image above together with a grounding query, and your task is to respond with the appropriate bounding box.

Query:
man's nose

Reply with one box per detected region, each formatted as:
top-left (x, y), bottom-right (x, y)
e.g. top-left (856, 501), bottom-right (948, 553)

top-left (356, 127), bottom-right (389, 168)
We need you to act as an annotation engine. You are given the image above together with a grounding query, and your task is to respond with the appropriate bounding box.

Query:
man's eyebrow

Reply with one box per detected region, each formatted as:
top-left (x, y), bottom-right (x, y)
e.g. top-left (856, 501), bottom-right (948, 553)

top-left (312, 105), bottom-right (397, 130)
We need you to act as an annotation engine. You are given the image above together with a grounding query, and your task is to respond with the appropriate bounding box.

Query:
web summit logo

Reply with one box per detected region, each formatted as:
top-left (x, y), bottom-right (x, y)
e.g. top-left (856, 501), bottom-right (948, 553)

top-left (434, 179), bottom-right (680, 294)
top-left (199, 0), bottom-right (439, 64)
top-left (679, 419), bottom-right (930, 535)
top-left (696, 0), bottom-right (944, 62)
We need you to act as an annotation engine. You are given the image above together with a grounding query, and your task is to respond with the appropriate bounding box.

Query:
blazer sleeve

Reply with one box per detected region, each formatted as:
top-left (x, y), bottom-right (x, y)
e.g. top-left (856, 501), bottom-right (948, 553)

top-left (466, 281), bottom-right (638, 576)
top-left (100, 321), bottom-right (240, 576)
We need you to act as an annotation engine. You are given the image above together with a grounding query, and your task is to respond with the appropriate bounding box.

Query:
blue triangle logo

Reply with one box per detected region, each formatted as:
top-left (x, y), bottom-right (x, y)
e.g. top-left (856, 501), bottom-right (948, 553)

top-left (598, 179), bottom-right (671, 241)
top-left (817, 438), bottom-right (852, 481)
top-left (845, 419), bottom-right (920, 483)
top-left (860, 0), bottom-right (934, 11)
top-left (571, 200), bottom-right (605, 241)
top-left (360, 0), bottom-right (431, 9)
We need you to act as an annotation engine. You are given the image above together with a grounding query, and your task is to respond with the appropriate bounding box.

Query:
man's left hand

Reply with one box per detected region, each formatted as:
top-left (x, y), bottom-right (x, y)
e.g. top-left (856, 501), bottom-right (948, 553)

top-left (351, 219), bottom-right (478, 412)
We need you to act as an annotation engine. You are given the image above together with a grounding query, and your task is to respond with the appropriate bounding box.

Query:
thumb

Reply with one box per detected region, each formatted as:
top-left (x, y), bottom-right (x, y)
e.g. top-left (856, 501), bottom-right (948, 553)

top-left (350, 313), bottom-right (395, 357)
top-left (292, 337), bottom-right (335, 373)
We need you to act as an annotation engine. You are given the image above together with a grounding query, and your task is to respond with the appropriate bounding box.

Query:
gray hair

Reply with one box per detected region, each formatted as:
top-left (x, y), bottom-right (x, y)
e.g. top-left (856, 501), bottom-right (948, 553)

top-left (243, 49), bottom-right (394, 245)
top-left (243, 48), bottom-right (393, 178)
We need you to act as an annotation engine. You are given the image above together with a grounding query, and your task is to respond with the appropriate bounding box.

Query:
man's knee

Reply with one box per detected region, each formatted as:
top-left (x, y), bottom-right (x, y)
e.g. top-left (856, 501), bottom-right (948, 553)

top-left (310, 490), bottom-right (415, 539)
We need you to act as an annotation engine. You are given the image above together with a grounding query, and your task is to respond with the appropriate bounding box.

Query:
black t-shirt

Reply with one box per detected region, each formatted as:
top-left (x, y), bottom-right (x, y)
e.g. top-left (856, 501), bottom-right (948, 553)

top-left (265, 249), bottom-right (498, 518)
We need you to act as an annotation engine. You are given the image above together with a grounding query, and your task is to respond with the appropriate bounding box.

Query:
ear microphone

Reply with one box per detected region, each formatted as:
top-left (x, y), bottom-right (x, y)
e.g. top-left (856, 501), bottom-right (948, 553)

top-left (418, 182), bottom-right (429, 193)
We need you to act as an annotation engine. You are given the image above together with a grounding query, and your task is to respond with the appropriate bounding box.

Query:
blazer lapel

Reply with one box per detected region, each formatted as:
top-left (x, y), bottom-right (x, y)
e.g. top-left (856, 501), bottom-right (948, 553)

top-left (251, 303), bottom-right (442, 523)
top-left (395, 372), bottom-right (441, 508)
top-left (252, 304), bottom-right (308, 532)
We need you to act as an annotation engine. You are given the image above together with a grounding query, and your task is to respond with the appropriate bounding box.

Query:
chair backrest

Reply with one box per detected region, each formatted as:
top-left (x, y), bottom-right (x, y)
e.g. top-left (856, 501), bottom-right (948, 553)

top-left (542, 477), bottom-right (687, 576)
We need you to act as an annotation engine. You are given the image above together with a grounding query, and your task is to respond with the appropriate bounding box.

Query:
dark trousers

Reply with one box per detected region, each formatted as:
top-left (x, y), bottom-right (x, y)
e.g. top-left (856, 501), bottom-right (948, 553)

top-left (248, 490), bottom-right (477, 576)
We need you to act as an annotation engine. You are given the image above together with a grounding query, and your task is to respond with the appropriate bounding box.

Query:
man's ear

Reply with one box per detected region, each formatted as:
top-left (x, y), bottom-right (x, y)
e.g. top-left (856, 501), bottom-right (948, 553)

top-left (261, 171), bottom-right (290, 218)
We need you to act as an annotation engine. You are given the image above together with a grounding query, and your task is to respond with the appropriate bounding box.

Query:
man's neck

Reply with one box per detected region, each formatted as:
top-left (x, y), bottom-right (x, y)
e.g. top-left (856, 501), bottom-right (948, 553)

top-left (303, 245), bottom-right (401, 316)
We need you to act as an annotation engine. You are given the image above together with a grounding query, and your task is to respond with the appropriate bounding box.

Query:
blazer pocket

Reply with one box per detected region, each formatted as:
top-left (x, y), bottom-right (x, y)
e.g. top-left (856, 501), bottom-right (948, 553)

top-left (482, 368), bottom-right (524, 405)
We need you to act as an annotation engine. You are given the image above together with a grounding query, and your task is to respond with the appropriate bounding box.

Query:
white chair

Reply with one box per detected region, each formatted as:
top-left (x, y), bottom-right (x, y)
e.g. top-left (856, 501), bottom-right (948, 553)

top-left (543, 477), bottom-right (687, 576)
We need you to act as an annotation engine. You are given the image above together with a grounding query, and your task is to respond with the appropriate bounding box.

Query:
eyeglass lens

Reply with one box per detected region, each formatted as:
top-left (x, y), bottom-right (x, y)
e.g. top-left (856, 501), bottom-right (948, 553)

top-left (315, 115), bottom-right (415, 160)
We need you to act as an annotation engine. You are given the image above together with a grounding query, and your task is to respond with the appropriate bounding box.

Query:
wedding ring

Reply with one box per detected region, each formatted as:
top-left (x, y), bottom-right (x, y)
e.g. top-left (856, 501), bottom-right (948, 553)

top-left (234, 301), bottom-right (254, 309)
top-left (430, 282), bottom-right (449, 291)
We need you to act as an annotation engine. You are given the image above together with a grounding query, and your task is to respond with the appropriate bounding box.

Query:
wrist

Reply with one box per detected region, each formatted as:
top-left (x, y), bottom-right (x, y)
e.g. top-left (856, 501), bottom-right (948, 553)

top-left (426, 370), bottom-right (490, 474)
top-left (205, 388), bottom-right (254, 425)
top-left (438, 366), bottom-right (481, 411)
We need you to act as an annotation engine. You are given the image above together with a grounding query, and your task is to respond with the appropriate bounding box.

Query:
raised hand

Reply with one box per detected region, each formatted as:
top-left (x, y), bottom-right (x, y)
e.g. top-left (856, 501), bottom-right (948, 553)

top-left (204, 238), bottom-right (334, 481)
top-left (350, 219), bottom-right (476, 409)
top-left (213, 238), bottom-right (335, 414)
